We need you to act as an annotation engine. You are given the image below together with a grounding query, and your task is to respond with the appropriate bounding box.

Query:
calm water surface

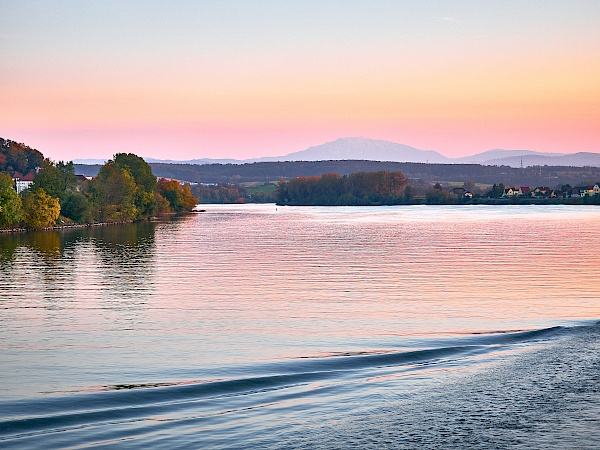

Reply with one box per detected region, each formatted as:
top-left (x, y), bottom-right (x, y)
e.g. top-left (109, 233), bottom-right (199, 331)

top-left (0, 204), bottom-right (599, 448)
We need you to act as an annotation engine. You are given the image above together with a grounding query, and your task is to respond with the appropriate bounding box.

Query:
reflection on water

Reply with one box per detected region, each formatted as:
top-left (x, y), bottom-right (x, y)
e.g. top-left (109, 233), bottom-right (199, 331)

top-left (0, 222), bottom-right (157, 292)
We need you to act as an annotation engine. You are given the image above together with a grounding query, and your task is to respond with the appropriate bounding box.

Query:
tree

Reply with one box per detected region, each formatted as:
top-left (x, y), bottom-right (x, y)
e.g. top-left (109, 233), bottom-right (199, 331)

top-left (113, 153), bottom-right (157, 218)
top-left (404, 185), bottom-right (413, 203)
top-left (463, 181), bottom-right (476, 192)
top-left (89, 161), bottom-right (138, 222)
top-left (114, 153), bottom-right (157, 193)
top-left (31, 159), bottom-right (77, 201)
top-left (156, 178), bottom-right (198, 212)
top-left (0, 138), bottom-right (44, 174)
top-left (426, 183), bottom-right (451, 204)
top-left (487, 183), bottom-right (505, 198)
top-left (21, 188), bottom-right (61, 229)
top-left (0, 173), bottom-right (22, 227)
top-left (276, 171), bottom-right (409, 206)
top-left (61, 191), bottom-right (91, 223)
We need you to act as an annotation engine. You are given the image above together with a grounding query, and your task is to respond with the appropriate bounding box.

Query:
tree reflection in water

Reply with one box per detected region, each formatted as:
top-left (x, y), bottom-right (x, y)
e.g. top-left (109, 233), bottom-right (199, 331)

top-left (0, 223), bottom-right (158, 323)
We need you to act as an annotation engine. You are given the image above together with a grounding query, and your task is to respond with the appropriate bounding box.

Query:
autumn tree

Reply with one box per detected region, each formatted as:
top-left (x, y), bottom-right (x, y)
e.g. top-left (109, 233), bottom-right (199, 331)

top-left (156, 178), bottom-right (198, 212)
top-left (0, 138), bottom-right (44, 174)
top-left (21, 188), bottom-right (61, 229)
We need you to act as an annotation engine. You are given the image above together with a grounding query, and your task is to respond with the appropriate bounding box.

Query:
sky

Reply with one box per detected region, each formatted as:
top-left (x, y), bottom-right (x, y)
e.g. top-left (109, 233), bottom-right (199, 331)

top-left (1, 0), bottom-right (600, 161)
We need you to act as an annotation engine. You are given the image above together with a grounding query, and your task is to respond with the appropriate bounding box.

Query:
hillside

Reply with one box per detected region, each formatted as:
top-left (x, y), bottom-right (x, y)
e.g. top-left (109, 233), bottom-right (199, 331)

top-left (75, 160), bottom-right (600, 188)
top-left (0, 138), bottom-right (44, 175)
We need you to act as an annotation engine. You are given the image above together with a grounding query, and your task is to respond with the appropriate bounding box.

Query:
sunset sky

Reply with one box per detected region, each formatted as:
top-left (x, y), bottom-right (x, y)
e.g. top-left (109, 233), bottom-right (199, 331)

top-left (2, 0), bottom-right (599, 161)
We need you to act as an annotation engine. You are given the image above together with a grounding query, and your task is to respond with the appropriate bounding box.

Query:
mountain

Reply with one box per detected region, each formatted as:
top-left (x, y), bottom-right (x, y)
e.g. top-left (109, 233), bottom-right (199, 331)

top-left (483, 152), bottom-right (600, 168)
top-left (143, 157), bottom-right (242, 165)
top-left (72, 137), bottom-right (599, 168)
top-left (257, 137), bottom-right (450, 164)
top-left (454, 149), bottom-right (566, 164)
top-left (72, 158), bottom-right (110, 164)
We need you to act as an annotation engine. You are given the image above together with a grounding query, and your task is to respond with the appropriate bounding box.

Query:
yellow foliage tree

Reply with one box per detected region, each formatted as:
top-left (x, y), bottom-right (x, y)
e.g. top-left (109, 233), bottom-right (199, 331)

top-left (21, 188), bottom-right (61, 229)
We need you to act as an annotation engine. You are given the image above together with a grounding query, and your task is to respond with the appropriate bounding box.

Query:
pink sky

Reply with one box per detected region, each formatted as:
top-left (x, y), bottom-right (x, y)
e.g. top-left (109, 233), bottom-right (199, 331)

top-left (1, 1), bottom-right (599, 161)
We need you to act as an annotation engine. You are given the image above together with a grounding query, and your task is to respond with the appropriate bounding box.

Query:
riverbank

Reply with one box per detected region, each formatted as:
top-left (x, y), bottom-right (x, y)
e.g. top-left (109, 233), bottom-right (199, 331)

top-left (0, 213), bottom-right (193, 234)
top-left (276, 197), bottom-right (600, 206)
top-left (0, 220), bottom-right (135, 234)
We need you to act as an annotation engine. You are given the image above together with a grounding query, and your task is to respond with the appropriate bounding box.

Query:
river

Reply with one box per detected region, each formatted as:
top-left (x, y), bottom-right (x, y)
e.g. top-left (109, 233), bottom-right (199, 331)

top-left (1, 204), bottom-right (599, 448)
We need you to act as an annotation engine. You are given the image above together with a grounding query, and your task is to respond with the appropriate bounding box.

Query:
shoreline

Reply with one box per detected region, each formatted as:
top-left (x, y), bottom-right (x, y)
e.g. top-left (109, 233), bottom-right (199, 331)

top-left (0, 213), bottom-right (193, 235)
top-left (0, 220), bottom-right (135, 234)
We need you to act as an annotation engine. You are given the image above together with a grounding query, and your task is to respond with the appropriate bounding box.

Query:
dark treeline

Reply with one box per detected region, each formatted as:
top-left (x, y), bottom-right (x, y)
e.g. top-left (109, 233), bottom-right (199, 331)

top-left (276, 174), bottom-right (600, 206)
top-left (191, 184), bottom-right (247, 204)
top-left (190, 183), bottom-right (277, 203)
top-left (75, 160), bottom-right (600, 188)
top-left (277, 172), bottom-right (410, 206)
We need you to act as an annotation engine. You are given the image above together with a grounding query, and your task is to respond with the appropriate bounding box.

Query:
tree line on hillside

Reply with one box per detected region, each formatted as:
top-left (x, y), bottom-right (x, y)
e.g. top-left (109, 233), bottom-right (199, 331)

top-left (73, 159), bottom-right (600, 194)
top-left (276, 171), bottom-right (410, 206)
top-left (0, 138), bottom-right (44, 175)
top-left (119, 160), bottom-right (600, 188)
top-left (0, 152), bottom-right (197, 230)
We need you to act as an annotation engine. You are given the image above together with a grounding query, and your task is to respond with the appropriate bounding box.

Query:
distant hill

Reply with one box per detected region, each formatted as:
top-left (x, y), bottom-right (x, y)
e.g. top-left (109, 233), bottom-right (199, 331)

top-left (0, 137), bottom-right (44, 174)
top-left (454, 149), bottom-right (567, 165)
top-left (93, 160), bottom-right (600, 188)
top-left (482, 152), bottom-right (600, 168)
top-left (255, 137), bottom-right (450, 164)
top-left (126, 137), bottom-right (599, 168)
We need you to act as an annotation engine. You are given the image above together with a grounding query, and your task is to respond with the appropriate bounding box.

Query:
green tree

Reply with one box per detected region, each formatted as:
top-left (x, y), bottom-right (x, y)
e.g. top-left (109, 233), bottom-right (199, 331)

top-left (276, 179), bottom-right (288, 205)
top-left (426, 183), bottom-right (451, 204)
top-left (0, 173), bottom-right (22, 228)
top-left (404, 185), bottom-right (413, 203)
top-left (21, 188), bottom-right (61, 229)
top-left (113, 153), bottom-right (157, 218)
top-left (89, 161), bottom-right (138, 222)
top-left (31, 159), bottom-right (77, 201)
top-left (487, 183), bottom-right (505, 198)
top-left (61, 191), bottom-right (91, 223)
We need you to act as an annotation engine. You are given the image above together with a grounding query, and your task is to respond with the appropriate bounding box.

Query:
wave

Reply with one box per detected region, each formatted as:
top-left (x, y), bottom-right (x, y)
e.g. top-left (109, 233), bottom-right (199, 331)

top-left (0, 325), bottom-right (568, 446)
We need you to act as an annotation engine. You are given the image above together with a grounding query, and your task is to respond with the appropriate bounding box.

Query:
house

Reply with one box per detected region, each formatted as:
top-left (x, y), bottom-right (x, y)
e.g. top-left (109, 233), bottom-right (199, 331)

top-left (74, 174), bottom-right (91, 192)
top-left (502, 187), bottom-right (521, 197)
top-left (12, 170), bottom-right (36, 194)
top-left (520, 186), bottom-right (531, 196)
top-left (575, 186), bottom-right (594, 197)
top-left (450, 187), bottom-right (466, 196)
top-left (594, 184), bottom-right (600, 195)
top-left (532, 187), bottom-right (551, 198)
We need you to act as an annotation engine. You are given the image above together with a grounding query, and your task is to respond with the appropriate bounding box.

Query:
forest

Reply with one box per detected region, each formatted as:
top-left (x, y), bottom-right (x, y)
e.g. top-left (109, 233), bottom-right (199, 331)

top-left (276, 172), bottom-right (410, 206)
top-left (91, 160), bottom-right (600, 188)
top-left (1, 141), bottom-right (197, 230)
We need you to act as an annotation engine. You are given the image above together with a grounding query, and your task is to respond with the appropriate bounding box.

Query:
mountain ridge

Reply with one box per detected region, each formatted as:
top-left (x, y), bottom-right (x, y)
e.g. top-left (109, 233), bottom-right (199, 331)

top-left (72, 137), bottom-right (600, 168)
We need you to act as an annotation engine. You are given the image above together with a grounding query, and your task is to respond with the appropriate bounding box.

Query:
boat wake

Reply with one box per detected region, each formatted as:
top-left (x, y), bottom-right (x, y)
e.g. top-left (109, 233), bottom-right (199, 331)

top-left (0, 325), bottom-right (575, 448)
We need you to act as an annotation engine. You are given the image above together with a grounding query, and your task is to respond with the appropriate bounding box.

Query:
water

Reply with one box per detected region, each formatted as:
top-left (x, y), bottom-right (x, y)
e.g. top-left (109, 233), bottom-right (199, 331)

top-left (1, 204), bottom-right (599, 448)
